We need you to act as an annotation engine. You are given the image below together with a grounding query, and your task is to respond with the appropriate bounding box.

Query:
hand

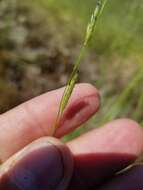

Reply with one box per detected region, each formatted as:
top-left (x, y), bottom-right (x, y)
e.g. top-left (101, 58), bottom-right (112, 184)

top-left (0, 83), bottom-right (143, 190)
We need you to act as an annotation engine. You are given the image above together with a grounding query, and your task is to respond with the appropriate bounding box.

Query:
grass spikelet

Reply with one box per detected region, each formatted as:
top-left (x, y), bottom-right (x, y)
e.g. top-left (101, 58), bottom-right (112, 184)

top-left (52, 0), bottom-right (108, 136)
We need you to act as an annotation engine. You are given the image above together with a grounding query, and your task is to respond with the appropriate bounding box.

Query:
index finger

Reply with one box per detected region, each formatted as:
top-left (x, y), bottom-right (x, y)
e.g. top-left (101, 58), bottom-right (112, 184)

top-left (0, 83), bottom-right (100, 162)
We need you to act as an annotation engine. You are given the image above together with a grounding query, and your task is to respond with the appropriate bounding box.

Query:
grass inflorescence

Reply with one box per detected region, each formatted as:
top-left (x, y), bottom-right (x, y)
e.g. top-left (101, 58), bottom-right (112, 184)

top-left (52, 0), bottom-right (108, 135)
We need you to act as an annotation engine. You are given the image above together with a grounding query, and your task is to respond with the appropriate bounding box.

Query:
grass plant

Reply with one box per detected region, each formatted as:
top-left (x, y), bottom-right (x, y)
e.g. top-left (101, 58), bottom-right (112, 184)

top-left (52, 0), bottom-right (108, 135)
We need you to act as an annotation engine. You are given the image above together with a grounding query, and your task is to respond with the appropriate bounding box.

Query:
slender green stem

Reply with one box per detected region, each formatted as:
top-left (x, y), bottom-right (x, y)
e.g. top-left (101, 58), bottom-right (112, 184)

top-left (52, 0), bottom-right (108, 136)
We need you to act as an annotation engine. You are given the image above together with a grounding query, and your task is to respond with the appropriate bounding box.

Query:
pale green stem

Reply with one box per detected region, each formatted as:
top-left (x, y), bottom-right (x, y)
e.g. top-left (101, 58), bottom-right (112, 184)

top-left (52, 0), bottom-right (108, 136)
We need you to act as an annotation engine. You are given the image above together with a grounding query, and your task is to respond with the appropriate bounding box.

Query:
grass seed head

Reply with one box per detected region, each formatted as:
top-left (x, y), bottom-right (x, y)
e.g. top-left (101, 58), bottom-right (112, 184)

top-left (52, 0), bottom-right (108, 136)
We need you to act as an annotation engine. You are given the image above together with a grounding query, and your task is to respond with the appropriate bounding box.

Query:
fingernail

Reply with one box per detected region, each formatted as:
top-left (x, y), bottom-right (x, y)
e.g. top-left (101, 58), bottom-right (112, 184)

top-left (0, 138), bottom-right (73, 190)
top-left (57, 94), bottom-right (100, 136)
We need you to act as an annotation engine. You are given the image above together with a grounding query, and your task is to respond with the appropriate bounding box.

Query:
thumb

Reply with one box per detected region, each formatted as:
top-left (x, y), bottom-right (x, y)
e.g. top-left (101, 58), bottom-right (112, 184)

top-left (0, 137), bottom-right (73, 190)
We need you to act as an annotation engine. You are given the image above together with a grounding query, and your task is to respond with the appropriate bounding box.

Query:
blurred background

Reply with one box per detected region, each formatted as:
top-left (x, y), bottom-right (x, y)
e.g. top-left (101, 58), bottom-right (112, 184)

top-left (0, 0), bottom-right (143, 139)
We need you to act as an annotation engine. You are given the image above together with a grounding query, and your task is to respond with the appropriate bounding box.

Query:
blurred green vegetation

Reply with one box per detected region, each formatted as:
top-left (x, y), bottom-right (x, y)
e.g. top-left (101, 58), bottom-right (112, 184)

top-left (0, 0), bottom-right (143, 140)
top-left (37, 0), bottom-right (143, 55)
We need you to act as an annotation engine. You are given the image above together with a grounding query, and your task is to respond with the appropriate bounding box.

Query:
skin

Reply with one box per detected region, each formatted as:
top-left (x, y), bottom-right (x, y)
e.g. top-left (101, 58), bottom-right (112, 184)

top-left (0, 83), bottom-right (143, 190)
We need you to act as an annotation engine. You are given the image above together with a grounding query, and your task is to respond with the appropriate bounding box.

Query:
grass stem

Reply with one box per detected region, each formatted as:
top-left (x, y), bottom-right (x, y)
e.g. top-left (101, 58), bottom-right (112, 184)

top-left (52, 0), bottom-right (108, 136)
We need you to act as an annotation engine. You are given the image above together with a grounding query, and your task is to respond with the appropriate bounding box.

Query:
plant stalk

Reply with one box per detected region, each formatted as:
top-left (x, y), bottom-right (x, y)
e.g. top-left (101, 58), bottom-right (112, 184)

top-left (51, 0), bottom-right (108, 136)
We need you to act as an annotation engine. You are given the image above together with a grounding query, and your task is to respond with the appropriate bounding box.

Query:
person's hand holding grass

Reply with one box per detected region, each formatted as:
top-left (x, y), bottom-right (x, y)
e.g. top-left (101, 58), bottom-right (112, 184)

top-left (0, 1), bottom-right (143, 189)
top-left (0, 84), bottom-right (143, 190)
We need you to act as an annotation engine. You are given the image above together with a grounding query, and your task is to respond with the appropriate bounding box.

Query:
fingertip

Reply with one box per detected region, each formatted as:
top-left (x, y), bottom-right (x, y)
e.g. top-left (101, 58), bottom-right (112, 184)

top-left (103, 118), bottom-right (143, 156)
top-left (66, 119), bottom-right (143, 189)
top-left (54, 83), bottom-right (100, 137)
top-left (68, 118), bottom-right (143, 157)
